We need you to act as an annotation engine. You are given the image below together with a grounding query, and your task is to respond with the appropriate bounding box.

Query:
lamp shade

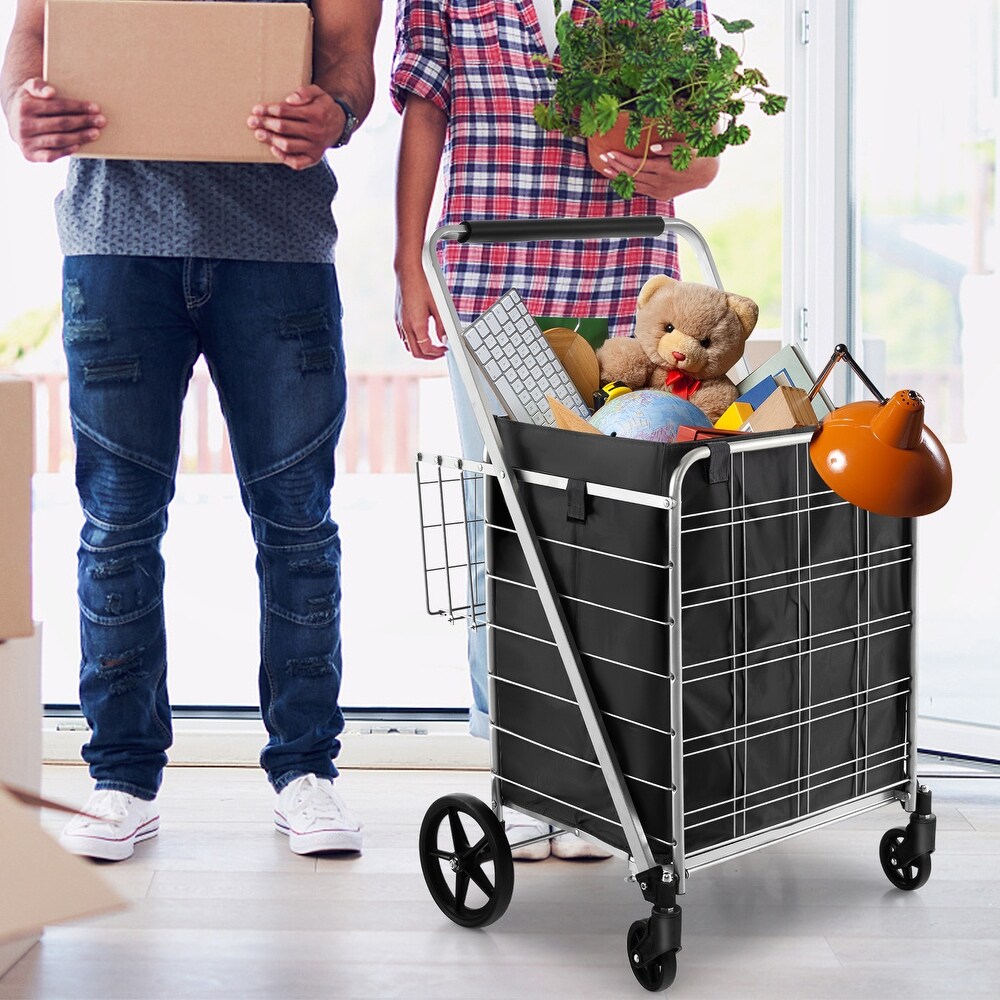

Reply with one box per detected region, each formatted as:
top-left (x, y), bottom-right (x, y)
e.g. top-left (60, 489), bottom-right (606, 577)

top-left (809, 390), bottom-right (952, 517)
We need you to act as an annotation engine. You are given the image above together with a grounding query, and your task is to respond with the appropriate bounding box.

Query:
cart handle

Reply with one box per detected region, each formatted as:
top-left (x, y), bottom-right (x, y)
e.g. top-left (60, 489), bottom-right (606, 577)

top-left (436, 215), bottom-right (724, 290)
top-left (456, 216), bottom-right (667, 244)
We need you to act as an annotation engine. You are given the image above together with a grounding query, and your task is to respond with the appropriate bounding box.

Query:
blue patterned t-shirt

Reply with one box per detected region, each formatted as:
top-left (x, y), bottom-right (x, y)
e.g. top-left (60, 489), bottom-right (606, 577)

top-left (54, 0), bottom-right (337, 263)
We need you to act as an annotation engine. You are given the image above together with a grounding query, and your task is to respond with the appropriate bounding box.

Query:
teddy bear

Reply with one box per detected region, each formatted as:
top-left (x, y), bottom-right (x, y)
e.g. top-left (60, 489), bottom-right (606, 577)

top-left (596, 276), bottom-right (759, 424)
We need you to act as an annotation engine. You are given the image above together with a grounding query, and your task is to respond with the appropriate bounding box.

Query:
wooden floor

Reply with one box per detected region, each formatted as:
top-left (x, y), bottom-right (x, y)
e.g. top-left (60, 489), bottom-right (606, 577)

top-left (2, 762), bottom-right (998, 999)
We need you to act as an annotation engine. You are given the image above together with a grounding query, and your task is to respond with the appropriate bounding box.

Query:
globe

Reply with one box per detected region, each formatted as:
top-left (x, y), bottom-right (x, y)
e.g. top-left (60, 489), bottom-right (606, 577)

top-left (589, 389), bottom-right (711, 443)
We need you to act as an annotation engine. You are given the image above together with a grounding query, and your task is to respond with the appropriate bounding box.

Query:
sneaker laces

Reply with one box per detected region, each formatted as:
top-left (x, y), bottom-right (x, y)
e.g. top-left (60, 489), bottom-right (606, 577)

top-left (288, 774), bottom-right (350, 823)
top-left (82, 789), bottom-right (133, 823)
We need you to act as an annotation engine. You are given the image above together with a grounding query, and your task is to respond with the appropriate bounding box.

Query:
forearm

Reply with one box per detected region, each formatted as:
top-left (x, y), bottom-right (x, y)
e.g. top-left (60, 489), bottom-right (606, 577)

top-left (313, 52), bottom-right (375, 127)
top-left (1, 16), bottom-right (42, 122)
top-left (394, 96), bottom-right (447, 274)
top-left (312, 0), bottom-right (379, 127)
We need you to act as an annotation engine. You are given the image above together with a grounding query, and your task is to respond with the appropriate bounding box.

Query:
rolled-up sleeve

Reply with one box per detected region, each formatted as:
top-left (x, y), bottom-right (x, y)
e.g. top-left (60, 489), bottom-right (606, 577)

top-left (391, 0), bottom-right (451, 116)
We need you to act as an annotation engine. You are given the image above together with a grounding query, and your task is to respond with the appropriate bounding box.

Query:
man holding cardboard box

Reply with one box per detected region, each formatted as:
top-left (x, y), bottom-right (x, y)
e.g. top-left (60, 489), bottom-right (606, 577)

top-left (1, 0), bottom-right (381, 861)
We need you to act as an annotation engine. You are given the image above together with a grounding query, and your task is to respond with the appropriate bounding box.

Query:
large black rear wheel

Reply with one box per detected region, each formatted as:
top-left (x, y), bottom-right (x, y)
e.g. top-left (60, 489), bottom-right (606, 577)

top-left (419, 793), bottom-right (514, 928)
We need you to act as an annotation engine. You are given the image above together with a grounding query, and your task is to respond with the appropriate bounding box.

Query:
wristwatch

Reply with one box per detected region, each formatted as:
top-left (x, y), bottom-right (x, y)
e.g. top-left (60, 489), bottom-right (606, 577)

top-left (332, 97), bottom-right (359, 148)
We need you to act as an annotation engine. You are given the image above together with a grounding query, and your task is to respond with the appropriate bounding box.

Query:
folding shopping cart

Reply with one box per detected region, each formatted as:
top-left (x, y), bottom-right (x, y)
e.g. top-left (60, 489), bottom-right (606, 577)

top-left (414, 217), bottom-right (936, 993)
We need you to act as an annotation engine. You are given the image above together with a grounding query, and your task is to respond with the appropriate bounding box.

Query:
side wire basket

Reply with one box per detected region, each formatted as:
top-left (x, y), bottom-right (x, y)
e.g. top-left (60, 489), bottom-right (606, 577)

top-left (415, 452), bottom-right (488, 629)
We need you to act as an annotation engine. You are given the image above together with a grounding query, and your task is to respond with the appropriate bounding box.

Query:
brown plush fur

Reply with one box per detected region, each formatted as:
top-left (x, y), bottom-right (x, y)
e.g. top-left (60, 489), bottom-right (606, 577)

top-left (597, 276), bottom-right (759, 423)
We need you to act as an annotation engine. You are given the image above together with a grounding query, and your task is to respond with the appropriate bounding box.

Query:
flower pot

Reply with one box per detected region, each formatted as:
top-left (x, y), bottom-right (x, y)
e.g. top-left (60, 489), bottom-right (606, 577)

top-left (586, 112), bottom-right (676, 176)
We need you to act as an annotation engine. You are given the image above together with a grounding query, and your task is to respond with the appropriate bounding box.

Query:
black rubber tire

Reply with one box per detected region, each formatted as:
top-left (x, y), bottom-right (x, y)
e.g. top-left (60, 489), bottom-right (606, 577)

top-left (627, 919), bottom-right (678, 992)
top-left (879, 827), bottom-right (932, 891)
top-left (419, 793), bottom-right (514, 928)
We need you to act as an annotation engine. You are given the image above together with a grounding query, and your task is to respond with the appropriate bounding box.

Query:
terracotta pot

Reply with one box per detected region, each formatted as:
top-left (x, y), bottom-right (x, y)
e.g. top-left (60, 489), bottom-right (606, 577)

top-left (586, 112), bottom-right (676, 176)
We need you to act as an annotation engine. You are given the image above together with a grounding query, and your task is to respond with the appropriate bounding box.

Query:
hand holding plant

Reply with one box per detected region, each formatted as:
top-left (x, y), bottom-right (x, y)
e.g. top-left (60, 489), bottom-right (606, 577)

top-left (532, 0), bottom-right (787, 199)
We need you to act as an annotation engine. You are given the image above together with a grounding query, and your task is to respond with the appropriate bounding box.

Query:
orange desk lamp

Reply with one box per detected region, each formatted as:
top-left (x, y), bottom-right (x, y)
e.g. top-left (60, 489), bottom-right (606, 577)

top-left (807, 345), bottom-right (952, 518)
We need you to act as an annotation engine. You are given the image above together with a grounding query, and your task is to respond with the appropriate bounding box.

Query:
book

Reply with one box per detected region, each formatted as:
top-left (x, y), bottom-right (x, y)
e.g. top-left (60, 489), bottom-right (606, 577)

top-left (735, 344), bottom-right (833, 418)
top-left (736, 370), bottom-right (792, 410)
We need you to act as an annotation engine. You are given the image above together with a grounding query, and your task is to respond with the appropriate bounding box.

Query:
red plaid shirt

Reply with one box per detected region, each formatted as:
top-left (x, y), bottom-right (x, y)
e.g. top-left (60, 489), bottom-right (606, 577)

top-left (391, 0), bottom-right (711, 336)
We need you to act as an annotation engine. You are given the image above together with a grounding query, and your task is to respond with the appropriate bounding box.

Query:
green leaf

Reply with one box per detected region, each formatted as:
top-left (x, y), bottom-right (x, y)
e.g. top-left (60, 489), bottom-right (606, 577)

top-left (533, 103), bottom-right (558, 131)
top-left (718, 44), bottom-right (741, 73)
top-left (579, 94), bottom-right (620, 138)
top-left (671, 144), bottom-right (693, 171)
top-left (554, 9), bottom-right (573, 47)
top-left (714, 15), bottom-right (755, 33)
top-left (611, 171), bottom-right (636, 200)
top-left (725, 123), bottom-right (751, 145)
top-left (762, 93), bottom-right (788, 115)
top-left (593, 93), bottom-right (622, 134)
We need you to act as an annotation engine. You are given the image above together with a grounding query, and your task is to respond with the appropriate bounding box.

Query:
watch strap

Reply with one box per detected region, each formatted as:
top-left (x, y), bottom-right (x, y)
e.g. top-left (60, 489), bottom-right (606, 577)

top-left (332, 97), bottom-right (359, 148)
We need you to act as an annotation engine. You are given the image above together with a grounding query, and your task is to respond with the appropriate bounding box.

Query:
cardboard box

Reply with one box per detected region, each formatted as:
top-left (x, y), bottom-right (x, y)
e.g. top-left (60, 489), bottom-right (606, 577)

top-left (741, 385), bottom-right (819, 433)
top-left (0, 626), bottom-right (125, 965)
top-left (0, 625), bottom-right (42, 973)
top-left (0, 786), bottom-right (125, 950)
top-left (0, 376), bottom-right (33, 640)
top-left (44, 0), bottom-right (313, 163)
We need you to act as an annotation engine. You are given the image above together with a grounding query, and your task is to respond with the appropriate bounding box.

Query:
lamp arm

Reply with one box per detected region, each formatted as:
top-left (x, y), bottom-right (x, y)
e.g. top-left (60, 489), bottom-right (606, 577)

top-left (808, 343), bottom-right (887, 405)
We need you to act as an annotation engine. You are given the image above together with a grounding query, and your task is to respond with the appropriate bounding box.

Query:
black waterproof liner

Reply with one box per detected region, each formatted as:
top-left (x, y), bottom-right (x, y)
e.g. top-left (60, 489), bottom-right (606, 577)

top-left (486, 418), bottom-right (913, 865)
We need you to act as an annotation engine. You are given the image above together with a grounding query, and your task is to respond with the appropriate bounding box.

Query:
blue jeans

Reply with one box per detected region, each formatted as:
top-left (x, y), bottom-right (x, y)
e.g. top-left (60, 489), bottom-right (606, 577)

top-left (62, 256), bottom-right (347, 799)
top-left (446, 348), bottom-right (505, 740)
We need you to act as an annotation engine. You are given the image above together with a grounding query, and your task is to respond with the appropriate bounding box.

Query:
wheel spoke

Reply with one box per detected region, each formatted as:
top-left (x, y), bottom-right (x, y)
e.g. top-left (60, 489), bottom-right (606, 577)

top-left (448, 809), bottom-right (470, 853)
top-left (468, 862), bottom-right (495, 898)
top-left (454, 871), bottom-right (470, 913)
top-left (467, 835), bottom-right (491, 863)
top-left (428, 848), bottom-right (453, 861)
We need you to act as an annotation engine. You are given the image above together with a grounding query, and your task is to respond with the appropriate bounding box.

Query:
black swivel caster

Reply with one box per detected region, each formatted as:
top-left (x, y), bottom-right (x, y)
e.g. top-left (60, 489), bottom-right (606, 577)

top-left (879, 784), bottom-right (936, 891)
top-left (627, 919), bottom-right (678, 992)
top-left (627, 867), bottom-right (682, 992)
top-left (419, 793), bottom-right (514, 928)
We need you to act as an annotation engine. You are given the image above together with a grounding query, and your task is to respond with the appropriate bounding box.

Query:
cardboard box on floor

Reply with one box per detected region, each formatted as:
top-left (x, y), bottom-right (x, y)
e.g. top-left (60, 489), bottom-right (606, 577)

top-left (0, 786), bottom-right (125, 949)
top-left (0, 628), bottom-right (125, 961)
top-left (43, 0), bottom-right (313, 162)
top-left (0, 375), bottom-right (34, 640)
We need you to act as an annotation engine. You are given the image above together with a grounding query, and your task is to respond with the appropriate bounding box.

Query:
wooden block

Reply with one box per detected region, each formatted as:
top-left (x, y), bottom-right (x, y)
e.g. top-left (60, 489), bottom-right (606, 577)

top-left (715, 400), bottom-right (753, 430)
top-left (542, 327), bottom-right (601, 404)
top-left (547, 396), bottom-right (604, 434)
top-left (741, 385), bottom-right (818, 433)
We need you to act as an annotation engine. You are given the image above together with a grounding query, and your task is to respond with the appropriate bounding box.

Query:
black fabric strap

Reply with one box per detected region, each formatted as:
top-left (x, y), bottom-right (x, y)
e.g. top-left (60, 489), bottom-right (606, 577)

top-left (707, 442), bottom-right (731, 484)
top-left (566, 478), bottom-right (587, 522)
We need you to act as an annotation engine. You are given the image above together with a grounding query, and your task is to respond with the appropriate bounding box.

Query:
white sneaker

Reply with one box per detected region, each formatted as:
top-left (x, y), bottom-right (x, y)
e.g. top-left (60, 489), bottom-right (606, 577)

top-left (502, 807), bottom-right (552, 861)
top-left (551, 830), bottom-right (613, 860)
top-left (59, 789), bottom-right (159, 862)
top-left (274, 774), bottom-right (363, 855)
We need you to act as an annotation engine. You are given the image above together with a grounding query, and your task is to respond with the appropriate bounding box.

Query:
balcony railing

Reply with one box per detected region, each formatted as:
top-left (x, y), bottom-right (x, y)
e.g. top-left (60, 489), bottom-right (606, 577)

top-left (27, 368), bottom-right (444, 476)
top-left (23, 363), bottom-right (965, 476)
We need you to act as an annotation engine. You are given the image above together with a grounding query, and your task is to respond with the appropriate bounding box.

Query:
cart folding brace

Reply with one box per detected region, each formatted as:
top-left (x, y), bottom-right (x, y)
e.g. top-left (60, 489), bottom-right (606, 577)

top-left (414, 217), bottom-right (936, 993)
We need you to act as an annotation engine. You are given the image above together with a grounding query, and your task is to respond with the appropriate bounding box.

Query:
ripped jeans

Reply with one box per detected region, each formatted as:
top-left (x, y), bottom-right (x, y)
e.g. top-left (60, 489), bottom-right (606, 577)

top-left (62, 256), bottom-right (347, 800)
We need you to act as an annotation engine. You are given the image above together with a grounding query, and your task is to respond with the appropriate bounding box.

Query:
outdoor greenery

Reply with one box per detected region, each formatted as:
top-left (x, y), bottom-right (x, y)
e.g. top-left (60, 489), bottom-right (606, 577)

top-left (861, 253), bottom-right (955, 368)
top-left (533, 0), bottom-right (787, 198)
top-left (677, 203), bottom-right (783, 330)
top-left (0, 304), bottom-right (59, 368)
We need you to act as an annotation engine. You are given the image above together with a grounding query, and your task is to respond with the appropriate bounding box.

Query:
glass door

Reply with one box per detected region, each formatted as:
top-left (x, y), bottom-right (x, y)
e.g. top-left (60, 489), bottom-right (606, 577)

top-left (853, 0), bottom-right (999, 758)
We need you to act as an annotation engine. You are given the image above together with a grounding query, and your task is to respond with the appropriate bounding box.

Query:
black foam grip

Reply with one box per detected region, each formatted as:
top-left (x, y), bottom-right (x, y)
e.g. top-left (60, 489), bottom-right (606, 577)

top-left (456, 216), bottom-right (667, 244)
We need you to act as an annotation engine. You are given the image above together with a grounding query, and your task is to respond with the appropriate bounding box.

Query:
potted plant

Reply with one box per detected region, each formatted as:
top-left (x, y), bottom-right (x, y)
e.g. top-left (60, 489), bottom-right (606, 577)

top-left (532, 0), bottom-right (787, 199)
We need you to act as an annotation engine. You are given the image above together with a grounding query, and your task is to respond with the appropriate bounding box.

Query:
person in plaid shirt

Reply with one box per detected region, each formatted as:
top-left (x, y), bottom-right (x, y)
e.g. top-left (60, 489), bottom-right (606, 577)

top-left (391, 0), bottom-right (718, 860)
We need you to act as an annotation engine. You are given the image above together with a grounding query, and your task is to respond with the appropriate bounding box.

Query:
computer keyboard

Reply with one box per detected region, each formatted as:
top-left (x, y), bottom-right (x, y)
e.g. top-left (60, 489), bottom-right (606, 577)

top-left (461, 290), bottom-right (591, 427)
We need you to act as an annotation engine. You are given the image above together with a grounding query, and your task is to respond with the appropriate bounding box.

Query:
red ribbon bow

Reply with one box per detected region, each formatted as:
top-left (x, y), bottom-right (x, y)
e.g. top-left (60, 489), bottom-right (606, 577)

top-left (663, 369), bottom-right (702, 400)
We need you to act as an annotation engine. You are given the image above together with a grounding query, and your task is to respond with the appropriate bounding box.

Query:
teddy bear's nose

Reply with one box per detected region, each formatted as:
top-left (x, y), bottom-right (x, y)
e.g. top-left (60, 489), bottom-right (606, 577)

top-left (672, 351), bottom-right (686, 362)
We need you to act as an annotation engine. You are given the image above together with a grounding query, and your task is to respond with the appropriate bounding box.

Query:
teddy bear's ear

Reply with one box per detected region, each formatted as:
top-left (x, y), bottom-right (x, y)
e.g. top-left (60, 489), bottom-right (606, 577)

top-left (637, 275), bottom-right (677, 310)
top-left (726, 293), bottom-right (760, 340)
